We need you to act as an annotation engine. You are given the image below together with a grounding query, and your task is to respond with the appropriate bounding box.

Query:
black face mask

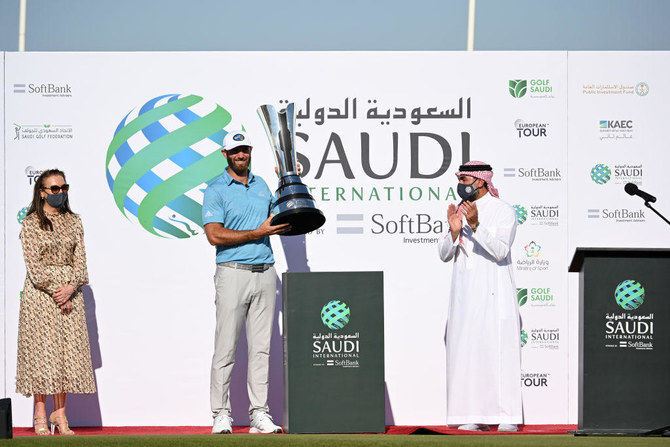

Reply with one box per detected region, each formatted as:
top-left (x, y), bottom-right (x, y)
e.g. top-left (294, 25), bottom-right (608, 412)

top-left (457, 179), bottom-right (480, 201)
top-left (46, 192), bottom-right (68, 208)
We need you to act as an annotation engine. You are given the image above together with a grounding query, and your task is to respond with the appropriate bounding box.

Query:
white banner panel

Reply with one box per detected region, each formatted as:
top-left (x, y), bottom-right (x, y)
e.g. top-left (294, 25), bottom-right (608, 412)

top-left (1, 52), bottom-right (6, 398)
top-left (566, 51), bottom-right (670, 421)
top-left (1, 50), bottom-right (604, 427)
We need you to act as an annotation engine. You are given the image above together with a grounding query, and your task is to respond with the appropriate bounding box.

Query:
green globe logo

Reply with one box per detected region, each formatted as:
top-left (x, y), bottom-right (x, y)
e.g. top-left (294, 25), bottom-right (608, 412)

top-left (517, 288), bottom-right (528, 307)
top-left (17, 206), bottom-right (29, 224)
top-left (105, 94), bottom-right (237, 238)
top-left (509, 79), bottom-right (527, 98)
top-left (590, 164), bottom-right (611, 185)
top-left (614, 280), bottom-right (645, 310)
top-left (520, 329), bottom-right (528, 348)
top-left (321, 300), bottom-right (351, 330)
top-left (513, 205), bottom-right (527, 225)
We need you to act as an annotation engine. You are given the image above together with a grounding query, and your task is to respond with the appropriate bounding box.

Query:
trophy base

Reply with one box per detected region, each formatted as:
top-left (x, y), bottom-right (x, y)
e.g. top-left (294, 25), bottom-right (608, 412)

top-left (271, 208), bottom-right (326, 236)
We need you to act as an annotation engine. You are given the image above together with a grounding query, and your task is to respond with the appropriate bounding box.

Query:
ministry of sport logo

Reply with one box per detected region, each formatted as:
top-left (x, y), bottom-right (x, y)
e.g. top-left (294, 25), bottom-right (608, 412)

top-left (517, 241), bottom-right (549, 272)
top-left (321, 300), bottom-right (351, 330)
top-left (524, 241), bottom-right (541, 257)
top-left (105, 93), bottom-right (238, 239)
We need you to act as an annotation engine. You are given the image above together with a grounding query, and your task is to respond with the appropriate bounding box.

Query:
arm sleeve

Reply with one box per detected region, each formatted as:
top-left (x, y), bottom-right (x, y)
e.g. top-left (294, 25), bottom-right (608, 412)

top-left (202, 186), bottom-right (226, 225)
top-left (20, 218), bottom-right (59, 294)
top-left (70, 215), bottom-right (89, 290)
top-left (471, 205), bottom-right (517, 263)
top-left (438, 231), bottom-right (458, 262)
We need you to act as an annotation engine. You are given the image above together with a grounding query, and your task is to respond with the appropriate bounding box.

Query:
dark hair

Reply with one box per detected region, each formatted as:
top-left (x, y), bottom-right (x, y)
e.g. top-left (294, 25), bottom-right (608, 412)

top-left (26, 169), bottom-right (74, 231)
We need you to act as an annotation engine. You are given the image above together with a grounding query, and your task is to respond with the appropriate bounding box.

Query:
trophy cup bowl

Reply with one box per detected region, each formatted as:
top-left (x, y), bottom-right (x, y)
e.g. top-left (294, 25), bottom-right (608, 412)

top-left (257, 103), bottom-right (325, 236)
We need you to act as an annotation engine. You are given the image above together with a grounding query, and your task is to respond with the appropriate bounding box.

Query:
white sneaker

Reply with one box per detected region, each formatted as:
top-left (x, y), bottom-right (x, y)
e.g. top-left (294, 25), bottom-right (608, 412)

top-left (498, 424), bottom-right (518, 432)
top-left (249, 412), bottom-right (282, 434)
top-left (212, 413), bottom-right (233, 434)
top-left (458, 424), bottom-right (490, 431)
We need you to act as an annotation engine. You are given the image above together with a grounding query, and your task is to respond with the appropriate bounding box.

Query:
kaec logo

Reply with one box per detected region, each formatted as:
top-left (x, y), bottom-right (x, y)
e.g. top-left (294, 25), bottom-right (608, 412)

top-left (105, 94), bottom-right (235, 238)
top-left (17, 206), bottom-right (29, 224)
top-left (513, 205), bottom-right (527, 225)
top-left (635, 82), bottom-right (649, 97)
top-left (590, 164), bottom-right (611, 185)
top-left (517, 288), bottom-right (528, 307)
top-left (615, 280), bottom-right (645, 310)
top-left (321, 300), bottom-right (351, 330)
top-left (509, 80), bottom-right (527, 98)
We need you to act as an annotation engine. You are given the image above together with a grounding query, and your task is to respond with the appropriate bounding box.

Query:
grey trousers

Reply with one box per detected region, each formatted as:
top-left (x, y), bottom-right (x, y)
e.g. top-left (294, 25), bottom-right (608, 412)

top-left (210, 264), bottom-right (276, 418)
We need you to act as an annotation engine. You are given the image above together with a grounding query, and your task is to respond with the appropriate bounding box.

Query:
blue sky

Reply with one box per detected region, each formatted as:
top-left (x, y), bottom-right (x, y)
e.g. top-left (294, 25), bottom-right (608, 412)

top-left (1, 0), bottom-right (669, 51)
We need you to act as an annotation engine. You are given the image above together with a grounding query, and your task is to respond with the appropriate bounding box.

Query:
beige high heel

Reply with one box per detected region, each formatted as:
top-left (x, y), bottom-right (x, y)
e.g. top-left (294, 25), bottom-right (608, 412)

top-left (49, 413), bottom-right (75, 436)
top-left (33, 416), bottom-right (50, 436)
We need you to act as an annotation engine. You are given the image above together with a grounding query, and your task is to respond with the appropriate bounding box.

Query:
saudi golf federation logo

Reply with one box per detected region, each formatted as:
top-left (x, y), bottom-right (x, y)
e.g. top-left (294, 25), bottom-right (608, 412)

top-left (615, 280), bottom-right (645, 310)
top-left (590, 164), bottom-right (611, 185)
top-left (513, 205), bottom-right (527, 225)
top-left (321, 300), bottom-right (351, 330)
top-left (105, 94), bottom-right (236, 238)
top-left (509, 80), bottom-right (527, 98)
top-left (520, 329), bottom-right (528, 348)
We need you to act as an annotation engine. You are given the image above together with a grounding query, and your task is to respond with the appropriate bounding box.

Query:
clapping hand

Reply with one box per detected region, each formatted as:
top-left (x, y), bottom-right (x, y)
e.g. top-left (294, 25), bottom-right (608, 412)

top-left (447, 204), bottom-right (462, 241)
top-left (460, 201), bottom-right (479, 228)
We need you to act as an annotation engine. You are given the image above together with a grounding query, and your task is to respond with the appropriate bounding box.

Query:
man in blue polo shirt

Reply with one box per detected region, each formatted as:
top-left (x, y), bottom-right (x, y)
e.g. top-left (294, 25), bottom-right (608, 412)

top-left (202, 130), bottom-right (290, 434)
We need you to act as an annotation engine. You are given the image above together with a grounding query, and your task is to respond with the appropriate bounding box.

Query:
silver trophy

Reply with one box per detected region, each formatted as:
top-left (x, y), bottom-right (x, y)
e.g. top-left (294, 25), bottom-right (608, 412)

top-left (257, 103), bottom-right (325, 236)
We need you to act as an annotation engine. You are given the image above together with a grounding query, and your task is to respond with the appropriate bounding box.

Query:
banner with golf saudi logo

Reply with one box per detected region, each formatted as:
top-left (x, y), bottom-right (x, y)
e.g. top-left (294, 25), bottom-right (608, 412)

top-left (2, 50), bottom-right (669, 428)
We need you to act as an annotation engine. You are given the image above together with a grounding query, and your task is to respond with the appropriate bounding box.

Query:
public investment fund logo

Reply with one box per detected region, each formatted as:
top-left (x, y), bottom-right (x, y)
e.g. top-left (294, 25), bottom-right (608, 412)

top-left (635, 82), bottom-right (649, 97)
top-left (509, 80), bottom-right (527, 98)
top-left (615, 280), bottom-right (645, 310)
top-left (321, 300), bottom-right (351, 330)
top-left (590, 164), bottom-right (611, 185)
top-left (105, 94), bottom-right (235, 238)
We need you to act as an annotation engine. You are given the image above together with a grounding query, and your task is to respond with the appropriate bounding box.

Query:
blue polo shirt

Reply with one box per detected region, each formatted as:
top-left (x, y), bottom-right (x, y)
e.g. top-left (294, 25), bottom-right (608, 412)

top-left (202, 169), bottom-right (275, 264)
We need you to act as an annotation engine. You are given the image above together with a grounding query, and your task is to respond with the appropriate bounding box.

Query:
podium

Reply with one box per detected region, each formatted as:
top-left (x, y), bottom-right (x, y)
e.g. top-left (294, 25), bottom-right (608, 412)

top-left (569, 248), bottom-right (670, 435)
top-left (282, 271), bottom-right (385, 433)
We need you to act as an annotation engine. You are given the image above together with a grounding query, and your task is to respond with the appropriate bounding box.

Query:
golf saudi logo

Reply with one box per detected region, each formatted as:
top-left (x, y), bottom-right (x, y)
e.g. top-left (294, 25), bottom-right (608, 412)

top-left (321, 300), bottom-right (351, 330)
top-left (105, 94), bottom-right (236, 238)
top-left (590, 164), bottom-right (611, 185)
top-left (509, 80), bottom-right (527, 98)
top-left (614, 280), bottom-right (645, 310)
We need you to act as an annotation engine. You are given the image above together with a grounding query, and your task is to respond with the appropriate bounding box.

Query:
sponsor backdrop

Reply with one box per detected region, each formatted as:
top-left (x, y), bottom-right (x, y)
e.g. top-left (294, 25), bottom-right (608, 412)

top-left (1, 51), bottom-right (668, 427)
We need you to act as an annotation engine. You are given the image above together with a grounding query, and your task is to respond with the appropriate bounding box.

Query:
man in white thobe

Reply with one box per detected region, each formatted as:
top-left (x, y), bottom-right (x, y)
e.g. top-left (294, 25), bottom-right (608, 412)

top-left (437, 161), bottom-right (523, 432)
